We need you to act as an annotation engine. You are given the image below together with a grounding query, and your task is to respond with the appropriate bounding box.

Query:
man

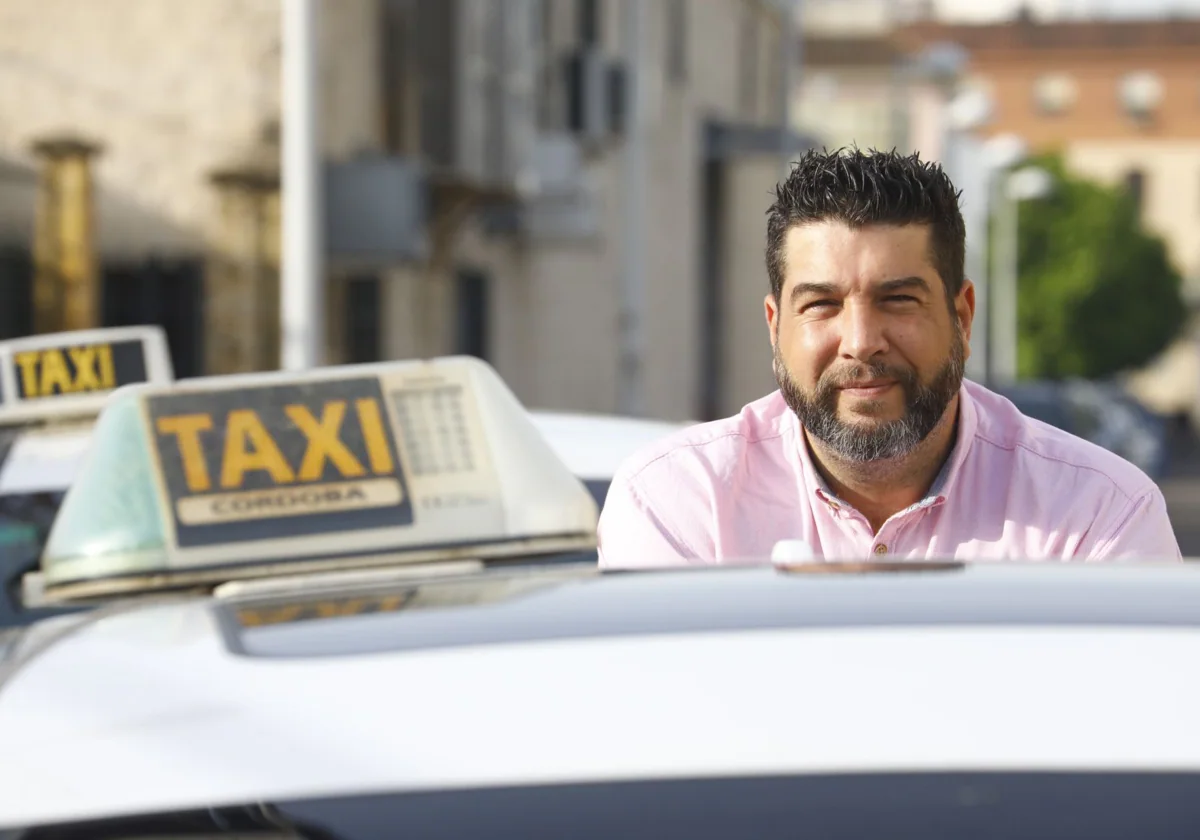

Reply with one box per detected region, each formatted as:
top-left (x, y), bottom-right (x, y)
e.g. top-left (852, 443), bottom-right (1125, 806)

top-left (598, 148), bottom-right (1181, 566)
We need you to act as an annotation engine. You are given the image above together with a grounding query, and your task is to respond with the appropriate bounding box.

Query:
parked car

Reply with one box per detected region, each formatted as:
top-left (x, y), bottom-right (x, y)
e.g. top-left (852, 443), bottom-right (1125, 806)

top-left (993, 379), bottom-right (1169, 480)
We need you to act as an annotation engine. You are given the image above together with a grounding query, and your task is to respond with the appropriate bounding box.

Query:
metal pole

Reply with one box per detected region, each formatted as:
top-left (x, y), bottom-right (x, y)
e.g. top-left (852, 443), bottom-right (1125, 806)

top-left (281, 0), bottom-right (324, 370)
top-left (960, 138), bottom-right (990, 384)
top-left (991, 176), bottom-right (1020, 385)
top-left (780, 0), bottom-right (801, 178)
top-left (618, 0), bottom-right (645, 416)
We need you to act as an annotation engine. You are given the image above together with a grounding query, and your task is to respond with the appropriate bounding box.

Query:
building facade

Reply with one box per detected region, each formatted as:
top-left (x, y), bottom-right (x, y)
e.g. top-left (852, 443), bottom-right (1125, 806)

top-left (0, 0), bottom-right (806, 422)
top-left (899, 14), bottom-right (1200, 418)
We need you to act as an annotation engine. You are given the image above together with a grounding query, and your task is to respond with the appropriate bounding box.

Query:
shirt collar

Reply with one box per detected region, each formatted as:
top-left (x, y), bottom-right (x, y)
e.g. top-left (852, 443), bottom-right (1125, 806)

top-left (791, 382), bottom-right (980, 510)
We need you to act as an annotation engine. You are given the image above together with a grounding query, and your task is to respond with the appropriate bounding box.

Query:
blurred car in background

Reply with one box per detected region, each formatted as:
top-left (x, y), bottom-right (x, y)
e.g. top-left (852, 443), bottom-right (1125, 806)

top-left (993, 379), bottom-right (1169, 480)
top-left (529, 411), bottom-right (692, 509)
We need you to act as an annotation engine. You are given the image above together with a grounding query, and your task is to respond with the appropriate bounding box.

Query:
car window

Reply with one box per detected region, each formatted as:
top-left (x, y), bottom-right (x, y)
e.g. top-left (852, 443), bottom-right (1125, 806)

top-left (0, 491), bottom-right (65, 557)
top-left (0, 490), bottom-right (68, 629)
top-left (583, 479), bottom-right (610, 509)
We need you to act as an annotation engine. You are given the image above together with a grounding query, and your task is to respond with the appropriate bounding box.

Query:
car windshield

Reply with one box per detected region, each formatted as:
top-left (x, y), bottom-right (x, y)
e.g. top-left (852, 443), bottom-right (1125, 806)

top-left (0, 491), bottom-right (64, 567)
top-left (0, 490), bottom-right (67, 627)
top-left (17, 772), bottom-right (1200, 838)
top-left (583, 478), bottom-right (610, 509)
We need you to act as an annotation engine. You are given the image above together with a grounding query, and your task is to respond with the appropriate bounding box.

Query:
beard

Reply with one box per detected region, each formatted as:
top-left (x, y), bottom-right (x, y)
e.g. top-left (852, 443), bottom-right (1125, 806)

top-left (775, 327), bottom-right (966, 463)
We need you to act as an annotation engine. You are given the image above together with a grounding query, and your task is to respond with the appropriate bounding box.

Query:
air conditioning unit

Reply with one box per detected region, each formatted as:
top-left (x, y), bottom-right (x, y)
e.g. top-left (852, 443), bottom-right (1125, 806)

top-left (518, 133), bottom-right (584, 198)
top-left (324, 156), bottom-right (428, 262)
top-left (478, 132), bottom-right (595, 242)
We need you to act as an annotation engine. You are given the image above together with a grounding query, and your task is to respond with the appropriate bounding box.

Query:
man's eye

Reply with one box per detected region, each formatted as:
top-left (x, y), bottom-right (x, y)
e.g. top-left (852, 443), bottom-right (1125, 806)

top-left (885, 295), bottom-right (919, 304)
top-left (801, 300), bottom-right (838, 312)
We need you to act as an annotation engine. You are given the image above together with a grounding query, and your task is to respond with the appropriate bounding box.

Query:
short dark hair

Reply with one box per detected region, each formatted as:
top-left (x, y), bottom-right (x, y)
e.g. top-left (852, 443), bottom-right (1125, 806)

top-left (765, 148), bottom-right (966, 304)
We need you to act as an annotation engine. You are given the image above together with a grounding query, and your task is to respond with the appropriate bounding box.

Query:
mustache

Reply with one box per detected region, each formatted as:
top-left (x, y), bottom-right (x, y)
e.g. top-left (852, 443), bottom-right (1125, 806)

top-left (818, 360), bottom-right (918, 392)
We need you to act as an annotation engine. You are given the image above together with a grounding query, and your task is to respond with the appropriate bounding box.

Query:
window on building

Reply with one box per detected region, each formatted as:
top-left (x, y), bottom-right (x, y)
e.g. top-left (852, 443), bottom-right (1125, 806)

top-left (345, 275), bottom-right (382, 364)
top-left (739, 6), bottom-right (759, 118)
top-left (1033, 73), bottom-right (1077, 116)
top-left (103, 258), bottom-right (204, 378)
top-left (1124, 169), bottom-right (1145, 215)
top-left (0, 247), bottom-right (32, 340)
top-left (578, 0), bottom-right (600, 47)
top-left (455, 268), bottom-right (490, 362)
top-left (1118, 71), bottom-right (1163, 123)
top-left (535, 0), bottom-right (560, 131)
top-left (666, 0), bottom-right (687, 84)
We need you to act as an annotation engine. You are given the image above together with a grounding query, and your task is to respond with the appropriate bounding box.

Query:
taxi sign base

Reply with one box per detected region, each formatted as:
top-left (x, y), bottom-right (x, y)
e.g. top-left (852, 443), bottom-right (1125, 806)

top-left (36, 534), bottom-right (595, 604)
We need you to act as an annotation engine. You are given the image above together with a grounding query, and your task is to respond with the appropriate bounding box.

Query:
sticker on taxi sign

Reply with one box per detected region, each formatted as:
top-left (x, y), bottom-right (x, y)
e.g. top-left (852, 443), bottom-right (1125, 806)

top-left (146, 377), bottom-right (413, 547)
top-left (233, 591), bottom-right (416, 628)
top-left (12, 339), bottom-right (148, 401)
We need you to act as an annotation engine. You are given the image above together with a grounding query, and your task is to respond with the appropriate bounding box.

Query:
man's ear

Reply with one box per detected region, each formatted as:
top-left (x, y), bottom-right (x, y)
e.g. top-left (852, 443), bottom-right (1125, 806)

top-left (765, 293), bottom-right (780, 349)
top-left (956, 279), bottom-right (976, 343)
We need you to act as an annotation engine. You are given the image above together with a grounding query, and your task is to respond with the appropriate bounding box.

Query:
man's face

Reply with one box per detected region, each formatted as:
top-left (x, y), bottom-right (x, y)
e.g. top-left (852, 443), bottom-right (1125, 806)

top-left (764, 221), bottom-right (975, 462)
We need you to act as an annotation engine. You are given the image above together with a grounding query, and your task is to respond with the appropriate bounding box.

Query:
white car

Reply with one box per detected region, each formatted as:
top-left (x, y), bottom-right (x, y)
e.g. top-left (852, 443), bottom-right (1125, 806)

top-left (0, 327), bottom-right (173, 626)
top-left (2, 561), bottom-right (1200, 835)
top-left (4, 354), bottom-right (1197, 835)
top-left (528, 410), bottom-right (692, 507)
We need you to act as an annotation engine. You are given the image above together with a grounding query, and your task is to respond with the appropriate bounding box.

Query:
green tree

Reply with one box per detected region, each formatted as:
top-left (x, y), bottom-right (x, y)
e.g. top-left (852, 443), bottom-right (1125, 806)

top-left (1005, 153), bottom-right (1186, 380)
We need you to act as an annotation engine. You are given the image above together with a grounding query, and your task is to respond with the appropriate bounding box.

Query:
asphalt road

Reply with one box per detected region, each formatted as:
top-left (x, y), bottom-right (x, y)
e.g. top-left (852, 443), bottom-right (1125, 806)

top-left (1159, 427), bottom-right (1200, 556)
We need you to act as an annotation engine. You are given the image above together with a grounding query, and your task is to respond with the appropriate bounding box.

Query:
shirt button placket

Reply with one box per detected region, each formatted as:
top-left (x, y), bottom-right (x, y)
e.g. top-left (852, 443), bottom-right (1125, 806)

top-left (873, 543), bottom-right (888, 556)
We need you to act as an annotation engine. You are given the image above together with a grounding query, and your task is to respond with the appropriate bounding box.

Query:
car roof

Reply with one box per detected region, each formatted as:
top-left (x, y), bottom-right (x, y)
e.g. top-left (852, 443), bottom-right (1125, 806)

top-left (528, 411), bottom-right (690, 479)
top-left (0, 423), bottom-right (93, 496)
top-left (3, 562), bottom-right (1200, 827)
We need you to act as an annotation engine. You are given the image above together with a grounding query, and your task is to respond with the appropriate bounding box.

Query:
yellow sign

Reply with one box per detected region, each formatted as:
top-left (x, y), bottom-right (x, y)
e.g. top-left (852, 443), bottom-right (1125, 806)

top-left (13, 339), bottom-right (149, 400)
top-left (147, 377), bottom-right (413, 547)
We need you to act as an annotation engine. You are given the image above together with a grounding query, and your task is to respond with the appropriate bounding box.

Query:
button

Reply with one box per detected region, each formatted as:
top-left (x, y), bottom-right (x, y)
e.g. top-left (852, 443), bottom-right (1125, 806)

top-left (874, 543), bottom-right (888, 555)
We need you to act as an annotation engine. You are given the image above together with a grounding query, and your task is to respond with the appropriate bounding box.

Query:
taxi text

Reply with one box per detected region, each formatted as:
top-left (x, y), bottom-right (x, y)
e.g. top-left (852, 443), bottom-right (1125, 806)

top-left (15, 344), bottom-right (117, 398)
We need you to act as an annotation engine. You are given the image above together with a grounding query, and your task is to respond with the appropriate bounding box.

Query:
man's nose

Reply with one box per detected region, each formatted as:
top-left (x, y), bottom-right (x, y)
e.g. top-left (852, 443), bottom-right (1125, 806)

top-left (838, 302), bottom-right (889, 362)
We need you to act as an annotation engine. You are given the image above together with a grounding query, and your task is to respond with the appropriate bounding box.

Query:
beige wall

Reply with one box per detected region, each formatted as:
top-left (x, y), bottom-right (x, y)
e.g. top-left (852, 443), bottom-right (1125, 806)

top-left (1066, 142), bottom-right (1200, 295)
top-left (441, 0), bottom-right (793, 422)
top-left (0, 0), bottom-right (793, 422)
top-left (0, 0), bottom-right (382, 254)
top-left (722, 156), bottom-right (784, 414)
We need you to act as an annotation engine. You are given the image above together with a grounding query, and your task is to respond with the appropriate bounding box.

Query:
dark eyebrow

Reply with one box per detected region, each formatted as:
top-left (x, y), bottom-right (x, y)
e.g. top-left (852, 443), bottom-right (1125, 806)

top-left (788, 282), bottom-right (840, 305)
top-left (877, 276), bottom-right (932, 295)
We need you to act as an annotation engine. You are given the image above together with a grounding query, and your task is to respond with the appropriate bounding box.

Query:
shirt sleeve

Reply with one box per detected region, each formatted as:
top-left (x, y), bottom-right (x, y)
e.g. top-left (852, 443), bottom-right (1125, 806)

top-left (1088, 486), bottom-right (1183, 561)
top-left (596, 472), bottom-right (704, 570)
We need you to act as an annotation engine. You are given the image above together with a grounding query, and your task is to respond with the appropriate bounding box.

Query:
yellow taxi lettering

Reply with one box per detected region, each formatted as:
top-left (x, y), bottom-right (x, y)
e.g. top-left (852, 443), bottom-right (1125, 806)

top-left (221, 410), bottom-right (295, 488)
top-left (37, 349), bottom-right (73, 395)
top-left (13, 344), bottom-right (117, 397)
top-left (98, 344), bottom-right (117, 389)
top-left (285, 401), bottom-right (366, 482)
top-left (356, 398), bottom-right (395, 475)
top-left (67, 346), bottom-right (102, 391)
top-left (14, 352), bottom-right (40, 396)
top-left (156, 414), bottom-right (215, 492)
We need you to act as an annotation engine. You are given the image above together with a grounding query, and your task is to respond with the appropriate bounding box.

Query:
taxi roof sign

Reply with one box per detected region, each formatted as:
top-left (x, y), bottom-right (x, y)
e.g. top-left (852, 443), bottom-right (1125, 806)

top-left (37, 356), bottom-right (599, 601)
top-left (0, 326), bottom-right (174, 426)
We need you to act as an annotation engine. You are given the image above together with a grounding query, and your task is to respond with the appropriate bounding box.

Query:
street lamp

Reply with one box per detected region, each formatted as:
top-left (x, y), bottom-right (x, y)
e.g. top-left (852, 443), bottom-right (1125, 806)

top-left (991, 164), bottom-right (1053, 386)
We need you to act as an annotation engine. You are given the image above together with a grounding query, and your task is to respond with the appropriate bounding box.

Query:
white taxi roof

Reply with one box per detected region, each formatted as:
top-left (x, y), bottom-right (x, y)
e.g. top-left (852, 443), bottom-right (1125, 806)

top-left (0, 326), bottom-right (173, 499)
top-left (0, 423), bottom-right (93, 496)
top-left (1, 562), bottom-right (1199, 828)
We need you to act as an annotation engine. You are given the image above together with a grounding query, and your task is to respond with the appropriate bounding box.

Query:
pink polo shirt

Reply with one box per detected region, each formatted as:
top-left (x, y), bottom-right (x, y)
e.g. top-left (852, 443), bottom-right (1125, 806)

top-left (597, 380), bottom-right (1182, 567)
